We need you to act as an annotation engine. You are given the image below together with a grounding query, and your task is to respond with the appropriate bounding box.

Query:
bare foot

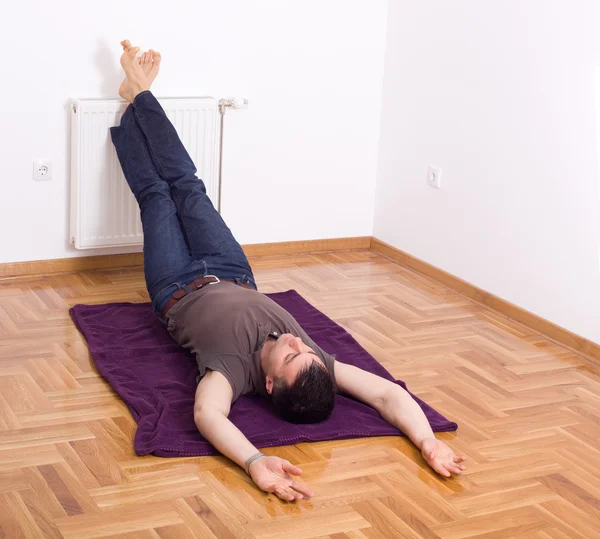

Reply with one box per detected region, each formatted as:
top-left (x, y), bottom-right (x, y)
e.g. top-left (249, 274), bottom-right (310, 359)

top-left (139, 49), bottom-right (161, 86)
top-left (118, 40), bottom-right (150, 103)
top-left (119, 40), bottom-right (142, 76)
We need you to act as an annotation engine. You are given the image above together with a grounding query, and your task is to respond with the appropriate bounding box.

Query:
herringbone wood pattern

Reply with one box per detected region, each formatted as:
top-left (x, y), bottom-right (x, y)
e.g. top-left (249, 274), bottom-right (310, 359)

top-left (1, 251), bottom-right (599, 538)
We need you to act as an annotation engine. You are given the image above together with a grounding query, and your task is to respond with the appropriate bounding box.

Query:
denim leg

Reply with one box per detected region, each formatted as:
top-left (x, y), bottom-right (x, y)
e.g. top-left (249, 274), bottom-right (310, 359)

top-left (110, 106), bottom-right (205, 312)
top-left (130, 91), bottom-right (255, 285)
top-left (130, 91), bottom-right (198, 183)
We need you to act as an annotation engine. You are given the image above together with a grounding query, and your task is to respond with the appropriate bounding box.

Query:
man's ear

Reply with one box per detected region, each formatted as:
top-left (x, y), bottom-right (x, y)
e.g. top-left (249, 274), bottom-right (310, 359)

top-left (265, 375), bottom-right (274, 395)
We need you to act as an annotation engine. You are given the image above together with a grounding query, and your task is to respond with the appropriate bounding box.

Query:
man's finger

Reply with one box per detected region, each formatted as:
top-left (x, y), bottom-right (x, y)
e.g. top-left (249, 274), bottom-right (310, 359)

top-left (283, 487), bottom-right (298, 501)
top-left (431, 461), bottom-right (450, 477)
top-left (275, 488), bottom-right (294, 501)
top-left (282, 460), bottom-right (303, 476)
top-left (291, 480), bottom-right (314, 499)
top-left (454, 455), bottom-right (467, 463)
top-left (280, 488), bottom-right (294, 501)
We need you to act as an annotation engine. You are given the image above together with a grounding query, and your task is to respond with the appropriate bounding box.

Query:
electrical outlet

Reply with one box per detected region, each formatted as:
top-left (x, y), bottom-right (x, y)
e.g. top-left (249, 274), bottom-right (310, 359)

top-left (427, 165), bottom-right (442, 189)
top-left (33, 159), bottom-right (52, 181)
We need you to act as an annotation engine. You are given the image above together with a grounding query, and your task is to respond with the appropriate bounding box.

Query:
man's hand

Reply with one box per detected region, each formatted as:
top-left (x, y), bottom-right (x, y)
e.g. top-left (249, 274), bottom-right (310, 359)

top-left (249, 456), bottom-right (314, 501)
top-left (420, 437), bottom-right (466, 477)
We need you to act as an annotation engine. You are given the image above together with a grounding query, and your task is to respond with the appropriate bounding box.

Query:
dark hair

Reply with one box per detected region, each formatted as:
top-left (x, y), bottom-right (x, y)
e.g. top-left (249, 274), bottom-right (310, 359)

top-left (271, 361), bottom-right (335, 424)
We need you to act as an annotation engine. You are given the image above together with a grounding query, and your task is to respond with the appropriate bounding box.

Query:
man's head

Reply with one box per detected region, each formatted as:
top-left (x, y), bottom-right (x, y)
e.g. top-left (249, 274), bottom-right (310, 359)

top-left (263, 334), bottom-right (335, 424)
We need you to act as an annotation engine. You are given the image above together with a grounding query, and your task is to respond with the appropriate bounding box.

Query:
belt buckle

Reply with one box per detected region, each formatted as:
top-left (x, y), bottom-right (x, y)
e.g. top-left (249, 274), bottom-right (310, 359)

top-left (204, 275), bottom-right (220, 286)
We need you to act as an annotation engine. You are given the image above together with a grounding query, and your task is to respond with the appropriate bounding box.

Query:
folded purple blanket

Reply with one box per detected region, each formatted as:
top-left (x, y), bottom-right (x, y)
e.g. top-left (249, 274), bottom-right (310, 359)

top-left (70, 290), bottom-right (457, 457)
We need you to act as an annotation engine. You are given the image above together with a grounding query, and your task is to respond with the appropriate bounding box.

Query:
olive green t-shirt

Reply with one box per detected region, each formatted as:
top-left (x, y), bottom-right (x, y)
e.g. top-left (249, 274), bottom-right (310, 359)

top-left (165, 283), bottom-right (336, 401)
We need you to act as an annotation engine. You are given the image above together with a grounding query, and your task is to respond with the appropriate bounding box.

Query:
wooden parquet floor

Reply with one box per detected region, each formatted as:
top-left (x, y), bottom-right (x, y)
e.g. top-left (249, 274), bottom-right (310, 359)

top-left (1, 250), bottom-right (600, 538)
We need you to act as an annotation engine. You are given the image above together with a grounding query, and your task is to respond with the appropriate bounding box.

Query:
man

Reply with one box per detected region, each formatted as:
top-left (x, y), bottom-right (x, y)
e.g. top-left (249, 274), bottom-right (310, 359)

top-left (112, 40), bottom-right (466, 502)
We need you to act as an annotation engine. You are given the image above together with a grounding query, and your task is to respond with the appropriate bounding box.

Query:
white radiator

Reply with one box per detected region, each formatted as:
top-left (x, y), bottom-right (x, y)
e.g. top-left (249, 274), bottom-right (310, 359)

top-left (70, 97), bottom-right (219, 249)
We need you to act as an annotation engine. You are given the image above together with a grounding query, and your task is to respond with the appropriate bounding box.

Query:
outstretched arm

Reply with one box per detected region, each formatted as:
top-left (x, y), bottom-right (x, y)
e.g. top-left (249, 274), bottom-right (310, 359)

top-left (335, 361), bottom-right (466, 477)
top-left (193, 371), bottom-right (313, 500)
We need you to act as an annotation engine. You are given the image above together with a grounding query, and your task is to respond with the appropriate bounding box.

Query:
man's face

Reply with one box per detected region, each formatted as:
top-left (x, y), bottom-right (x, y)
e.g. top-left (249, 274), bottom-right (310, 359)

top-left (264, 333), bottom-right (324, 393)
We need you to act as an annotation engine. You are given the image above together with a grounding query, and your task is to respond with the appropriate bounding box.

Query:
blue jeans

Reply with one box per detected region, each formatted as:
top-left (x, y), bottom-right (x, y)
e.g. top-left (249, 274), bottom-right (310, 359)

top-left (110, 91), bottom-right (256, 317)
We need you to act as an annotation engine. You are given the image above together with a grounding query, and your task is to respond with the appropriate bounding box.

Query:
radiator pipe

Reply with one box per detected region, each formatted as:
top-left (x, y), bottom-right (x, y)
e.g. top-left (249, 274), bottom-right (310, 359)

top-left (217, 99), bottom-right (234, 213)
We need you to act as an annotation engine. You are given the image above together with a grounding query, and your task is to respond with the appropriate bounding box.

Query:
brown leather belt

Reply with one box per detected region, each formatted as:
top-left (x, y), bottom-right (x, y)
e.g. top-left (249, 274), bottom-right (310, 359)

top-left (161, 276), bottom-right (253, 319)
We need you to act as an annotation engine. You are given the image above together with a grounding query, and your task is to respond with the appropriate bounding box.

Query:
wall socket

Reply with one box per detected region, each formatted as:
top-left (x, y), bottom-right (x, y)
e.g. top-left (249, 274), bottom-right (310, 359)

top-left (33, 159), bottom-right (52, 181)
top-left (427, 165), bottom-right (442, 189)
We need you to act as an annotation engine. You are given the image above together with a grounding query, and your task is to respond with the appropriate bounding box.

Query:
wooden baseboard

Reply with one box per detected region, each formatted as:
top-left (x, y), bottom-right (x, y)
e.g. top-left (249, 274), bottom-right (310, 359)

top-left (243, 236), bottom-right (372, 257)
top-left (0, 237), bottom-right (372, 280)
top-left (0, 253), bottom-right (145, 280)
top-left (370, 237), bottom-right (600, 362)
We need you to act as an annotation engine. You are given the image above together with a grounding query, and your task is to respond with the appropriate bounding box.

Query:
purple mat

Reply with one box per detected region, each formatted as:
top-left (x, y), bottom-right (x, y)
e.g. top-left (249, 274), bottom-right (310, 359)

top-left (70, 290), bottom-right (457, 457)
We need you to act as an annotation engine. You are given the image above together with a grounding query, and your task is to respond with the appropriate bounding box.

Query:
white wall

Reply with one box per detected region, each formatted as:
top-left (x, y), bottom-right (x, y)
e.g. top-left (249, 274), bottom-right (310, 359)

top-left (375, 0), bottom-right (600, 343)
top-left (0, 0), bottom-right (387, 264)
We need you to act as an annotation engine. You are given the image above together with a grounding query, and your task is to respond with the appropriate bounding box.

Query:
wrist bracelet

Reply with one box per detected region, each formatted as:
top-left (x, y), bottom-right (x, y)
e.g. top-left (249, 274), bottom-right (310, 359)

top-left (245, 452), bottom-right (266, 475)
